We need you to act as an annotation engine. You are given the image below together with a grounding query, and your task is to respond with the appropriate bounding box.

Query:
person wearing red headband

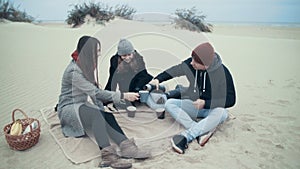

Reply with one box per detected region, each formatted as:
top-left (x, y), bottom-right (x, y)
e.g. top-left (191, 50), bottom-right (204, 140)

top-left (57, 36), bottom-right (150, 168)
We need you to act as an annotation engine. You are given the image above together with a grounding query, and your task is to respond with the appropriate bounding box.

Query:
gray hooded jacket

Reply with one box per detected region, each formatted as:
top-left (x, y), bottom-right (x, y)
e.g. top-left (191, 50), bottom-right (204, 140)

top-left (57, 60), bottom-right (121, 137)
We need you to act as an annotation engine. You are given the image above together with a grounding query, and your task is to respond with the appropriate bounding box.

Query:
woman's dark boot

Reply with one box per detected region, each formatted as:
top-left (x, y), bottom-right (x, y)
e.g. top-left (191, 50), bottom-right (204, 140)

top-left (99, 145), bottom-right (132, 168)
top-left (120, 139), bottom-right (151, 159)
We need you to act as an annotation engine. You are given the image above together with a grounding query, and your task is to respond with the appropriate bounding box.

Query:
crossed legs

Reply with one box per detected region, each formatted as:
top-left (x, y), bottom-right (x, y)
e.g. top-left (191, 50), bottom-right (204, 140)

top-left (165, 99), bottom-right (228, 142)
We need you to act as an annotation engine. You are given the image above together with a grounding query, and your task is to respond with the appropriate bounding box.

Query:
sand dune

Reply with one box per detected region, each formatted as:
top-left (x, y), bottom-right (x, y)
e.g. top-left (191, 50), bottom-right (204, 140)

top-left (0, 19), bottom-right (300, 169)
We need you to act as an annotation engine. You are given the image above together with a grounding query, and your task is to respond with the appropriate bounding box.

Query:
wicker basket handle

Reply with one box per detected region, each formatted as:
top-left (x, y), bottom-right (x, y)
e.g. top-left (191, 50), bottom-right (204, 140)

top-left (12, 109), bottom-right (28, 122)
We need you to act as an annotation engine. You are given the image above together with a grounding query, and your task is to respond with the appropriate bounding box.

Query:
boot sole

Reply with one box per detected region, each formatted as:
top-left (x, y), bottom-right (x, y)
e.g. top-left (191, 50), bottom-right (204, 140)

top-left (110, 162), bottom-right (132, 169)
top-left (170, 138), bottom-right (184, 154)
top-left (121, 155), bottom-right (150, 160)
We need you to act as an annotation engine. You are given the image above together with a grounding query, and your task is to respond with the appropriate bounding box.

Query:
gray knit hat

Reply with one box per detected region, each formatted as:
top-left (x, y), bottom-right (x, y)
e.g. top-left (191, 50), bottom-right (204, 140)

top-left (117, 39), bottom-right (134, 56)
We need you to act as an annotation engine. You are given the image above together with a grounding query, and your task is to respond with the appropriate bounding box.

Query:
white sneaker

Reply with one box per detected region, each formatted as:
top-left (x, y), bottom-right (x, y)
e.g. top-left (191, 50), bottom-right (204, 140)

top-left (196, 128), bottom-right (216, 147)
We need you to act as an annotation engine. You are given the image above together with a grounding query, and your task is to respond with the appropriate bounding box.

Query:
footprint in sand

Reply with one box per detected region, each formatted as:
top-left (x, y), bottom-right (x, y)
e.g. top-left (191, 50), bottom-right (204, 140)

top-left (239, 114), bottom-right (256, 122)
top-left (241, 123), bottom-right (256, 132)
top-left (256, 138), bottom-right (273, 145)
top-left (1, 149), bottom-right (15, 158)
top-left (260, 111), bottom-right (274, 116)
top-left (265, 99), bottom-right (291, 107)
top-left (271, 115), bottom-right (295, 121)
top-left (283, 79), bottom-right (297, 88)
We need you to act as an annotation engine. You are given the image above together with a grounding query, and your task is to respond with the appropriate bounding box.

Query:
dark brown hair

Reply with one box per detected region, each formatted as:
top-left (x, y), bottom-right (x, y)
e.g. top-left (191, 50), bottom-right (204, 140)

top-left (117, 51), bottom-right (142, 74)
top-left (77, 36), bottom-right (100, 87)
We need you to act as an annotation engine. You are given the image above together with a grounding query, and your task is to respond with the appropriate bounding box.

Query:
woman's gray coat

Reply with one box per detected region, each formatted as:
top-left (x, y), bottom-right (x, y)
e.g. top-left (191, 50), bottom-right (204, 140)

top-left (57, 60), bottom-right (122, 137)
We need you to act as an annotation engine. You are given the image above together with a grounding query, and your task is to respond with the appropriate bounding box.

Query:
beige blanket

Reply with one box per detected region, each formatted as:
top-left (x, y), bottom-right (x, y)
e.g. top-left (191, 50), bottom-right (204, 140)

top-left (41, 104), bottom-right (184, 164)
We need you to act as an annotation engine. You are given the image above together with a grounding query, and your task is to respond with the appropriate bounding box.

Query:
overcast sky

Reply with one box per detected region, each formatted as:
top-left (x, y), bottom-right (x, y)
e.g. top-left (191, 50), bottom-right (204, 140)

top-left (9, 0), bottom-right (300, 24)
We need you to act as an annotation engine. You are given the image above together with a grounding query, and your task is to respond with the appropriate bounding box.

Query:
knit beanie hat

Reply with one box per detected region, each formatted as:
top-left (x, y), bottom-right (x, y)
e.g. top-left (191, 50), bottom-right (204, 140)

top-left (191, 42), bottom-right (214, 66)
top-left (117, 39), bottom-right (134, 56)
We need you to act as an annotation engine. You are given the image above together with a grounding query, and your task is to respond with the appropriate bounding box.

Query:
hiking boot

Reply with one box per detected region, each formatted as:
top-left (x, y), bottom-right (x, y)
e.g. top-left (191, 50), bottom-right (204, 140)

top-left (171, 135), bottom-right (188, 154)
top-left (120, 138), bottom-right (151, 159)
top-left (99, 145), bottom-right (132, 168)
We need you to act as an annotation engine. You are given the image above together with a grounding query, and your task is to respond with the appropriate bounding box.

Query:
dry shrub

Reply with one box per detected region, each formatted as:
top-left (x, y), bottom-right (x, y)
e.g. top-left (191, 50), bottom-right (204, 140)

top-left (174, 7), bottom-right (213, 32)
top-left (66, 2), bottom-right (136, 27)
top-left (0, 0), bottom-right (34, 23)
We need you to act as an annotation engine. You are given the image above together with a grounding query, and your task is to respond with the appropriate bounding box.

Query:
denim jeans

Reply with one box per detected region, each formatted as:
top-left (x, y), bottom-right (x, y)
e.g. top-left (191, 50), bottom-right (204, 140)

top-left (146, 92), bottom-right (167, 110)
top-left (165, 99), bottom-right (228, 142)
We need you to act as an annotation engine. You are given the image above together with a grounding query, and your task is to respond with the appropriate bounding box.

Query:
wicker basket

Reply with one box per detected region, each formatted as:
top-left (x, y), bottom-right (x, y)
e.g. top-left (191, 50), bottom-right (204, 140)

top-left (3, 109), bottom-right (41, 151)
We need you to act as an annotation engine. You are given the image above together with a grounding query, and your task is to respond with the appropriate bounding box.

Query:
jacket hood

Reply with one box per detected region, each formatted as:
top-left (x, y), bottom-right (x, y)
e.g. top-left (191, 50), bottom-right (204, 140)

top-left (206, 53), bottom-right (222, 72)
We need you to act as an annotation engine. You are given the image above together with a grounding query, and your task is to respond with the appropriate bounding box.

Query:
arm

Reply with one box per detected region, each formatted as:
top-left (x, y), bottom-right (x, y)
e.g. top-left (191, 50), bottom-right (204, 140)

top-left (223, 67), bottom-right (236, 108)
top-left (149, 58), bottom-right (191, 89)
top-left (131, 69), bottom-right (153, 92)
top-left (203, 66), bottom-right (236, 109)
top-left (155, 58), bottom-right (191, 83)
top-left (72, 68), bottom-right (121, 104)
top-left (72, 67), bottom-right (139, 104)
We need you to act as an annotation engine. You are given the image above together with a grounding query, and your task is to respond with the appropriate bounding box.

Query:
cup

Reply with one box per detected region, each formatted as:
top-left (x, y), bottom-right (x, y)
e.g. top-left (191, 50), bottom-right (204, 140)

top-left (139, 90), bottom-right (149, 103)
top-left (126, 106), bottom-right (136, 118)
top-left (155, 108), bottom-right (165, 119)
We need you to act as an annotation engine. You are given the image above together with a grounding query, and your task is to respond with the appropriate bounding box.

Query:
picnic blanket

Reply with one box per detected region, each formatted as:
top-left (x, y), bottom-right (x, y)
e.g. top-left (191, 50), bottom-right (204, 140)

top-left (41, 104), bottom-right (184, 164)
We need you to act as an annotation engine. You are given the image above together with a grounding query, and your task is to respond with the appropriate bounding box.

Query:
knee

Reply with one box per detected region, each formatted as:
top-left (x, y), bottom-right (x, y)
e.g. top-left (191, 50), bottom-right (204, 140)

top-left (165, 99), bottom-right (179, 115)
top-left (100, 110), bottom-right (115, 121)
top-left (165, 99), bottom-right (178, 110)
top-left (213, 107), bottom-right (228, 123)
top-left (165, 98), bottom-right (177, 106)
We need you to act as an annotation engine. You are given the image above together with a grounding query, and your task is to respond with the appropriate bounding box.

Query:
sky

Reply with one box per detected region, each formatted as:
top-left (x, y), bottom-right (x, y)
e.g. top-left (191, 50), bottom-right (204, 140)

top-left (8, 0), bottom-right (300, 24)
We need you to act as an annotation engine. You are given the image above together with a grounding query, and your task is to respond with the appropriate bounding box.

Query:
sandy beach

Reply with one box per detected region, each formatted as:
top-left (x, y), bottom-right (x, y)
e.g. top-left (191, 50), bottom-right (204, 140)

top-left (0, 19), bottom-right (300, 169)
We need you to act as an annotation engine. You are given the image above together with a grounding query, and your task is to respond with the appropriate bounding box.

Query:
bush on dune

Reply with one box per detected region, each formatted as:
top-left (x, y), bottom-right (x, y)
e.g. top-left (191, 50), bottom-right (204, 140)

top-left (0, 0), bottom-right (34, 23)
top-left (66, 2), bottom-right (136, 27)
top-left (66, 2), bottom-right (114, 27)
top-left (114, 4), bottom-right (136, 20)
top-left (174, 7), bottom-right (213, 32)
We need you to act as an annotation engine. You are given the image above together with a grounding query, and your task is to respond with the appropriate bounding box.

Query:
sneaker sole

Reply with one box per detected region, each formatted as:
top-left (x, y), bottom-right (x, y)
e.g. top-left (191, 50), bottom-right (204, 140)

top-left (199, 128), bottom-right (216, 147)
top-left (170, 138), bottom-right (184, 154)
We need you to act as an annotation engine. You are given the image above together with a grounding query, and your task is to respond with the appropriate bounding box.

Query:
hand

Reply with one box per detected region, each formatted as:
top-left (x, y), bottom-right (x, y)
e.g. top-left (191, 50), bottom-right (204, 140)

top-left (193, 99), bottom-right (205, 110)
top-left (149, 79), bottom-right (160, 90)
top-left (123, 92), bottom-right (139, 102)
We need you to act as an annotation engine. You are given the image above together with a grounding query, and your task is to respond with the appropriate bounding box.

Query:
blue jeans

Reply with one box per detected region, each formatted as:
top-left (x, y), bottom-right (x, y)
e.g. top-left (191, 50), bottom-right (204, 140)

top-left (165, 99), bottom-right (228, 142)
top-left (146, 92), bottom-right (167, 110)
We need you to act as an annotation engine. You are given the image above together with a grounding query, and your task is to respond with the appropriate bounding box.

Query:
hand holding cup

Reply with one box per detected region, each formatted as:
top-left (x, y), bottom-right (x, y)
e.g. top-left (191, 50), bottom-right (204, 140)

top-left (138, 90), bottom-right (149, 103)
top-left (124, 92), bottom-right (139, 102)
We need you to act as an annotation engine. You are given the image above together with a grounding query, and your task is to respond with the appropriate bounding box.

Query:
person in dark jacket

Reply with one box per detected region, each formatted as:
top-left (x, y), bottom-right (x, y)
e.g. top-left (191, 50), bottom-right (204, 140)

top-left (149, 42), bottom-right (236, 154)
top-left (57, 36), bottom-right (150, 168)
top-left (105, 38), bottom-right (153, 93)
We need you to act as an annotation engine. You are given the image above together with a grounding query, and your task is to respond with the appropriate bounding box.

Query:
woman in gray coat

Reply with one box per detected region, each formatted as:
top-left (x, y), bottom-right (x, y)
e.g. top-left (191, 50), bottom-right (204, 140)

top-left (57, 36), bottom-right (150, 168)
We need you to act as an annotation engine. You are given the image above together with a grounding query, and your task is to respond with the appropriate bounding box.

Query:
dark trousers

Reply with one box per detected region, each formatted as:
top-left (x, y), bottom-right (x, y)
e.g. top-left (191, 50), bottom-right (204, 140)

top-left (79, 104), bottom-right (127, 149)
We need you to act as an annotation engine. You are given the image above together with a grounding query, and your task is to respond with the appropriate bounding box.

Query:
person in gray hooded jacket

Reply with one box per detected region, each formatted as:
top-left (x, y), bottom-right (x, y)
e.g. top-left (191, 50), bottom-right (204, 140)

top-left (149, 42), bottom-right (236, 154)
top-left (57, 36), bottom-right (150, 168)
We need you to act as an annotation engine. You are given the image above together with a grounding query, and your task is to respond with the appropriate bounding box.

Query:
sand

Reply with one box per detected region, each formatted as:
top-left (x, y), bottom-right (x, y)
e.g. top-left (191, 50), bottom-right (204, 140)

top-left (0, 19), bottom-right (300, 169)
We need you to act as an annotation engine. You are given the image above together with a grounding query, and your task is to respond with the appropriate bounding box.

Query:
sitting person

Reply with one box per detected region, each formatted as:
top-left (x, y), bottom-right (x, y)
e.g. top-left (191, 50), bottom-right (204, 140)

top-left (105, 38), bottom-right (153, 94)
top-left (57, 36), bottom-right (150, 168)
top-left (149, 42), bottom-right (236, 154)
